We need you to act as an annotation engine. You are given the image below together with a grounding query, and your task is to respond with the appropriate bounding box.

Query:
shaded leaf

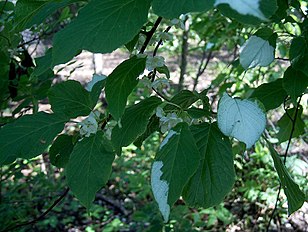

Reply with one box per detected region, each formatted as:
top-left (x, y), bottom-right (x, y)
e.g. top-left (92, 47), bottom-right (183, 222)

top-left (0, 112), bottom-right (67, 165)
top-left (66, 131), bottom-right (115, 209)
top-left (48, 80), bottom-right (96, 119)
top-left (105, 56), bottom-right (146, 120)
top-left (52, 0), bottom-right (151, 65)
top-left (183, 122), bottom-right (234, 208)
top-left (267, 141), bottom-right (305, 215)
top-left (111, 96), bottom-right (162, 152)
top-left (282, 66), bottom-right (308, 103)
top-left (277, 106), bottom-right (305, 143)
top-left (250, 79), bottom-right (287, 111)
top-left (49, 134), bottom-right (74, 168)
top-left (134, 115), bottom-right (160, 148)
top-left (164, 90), bottom-right (199, 111)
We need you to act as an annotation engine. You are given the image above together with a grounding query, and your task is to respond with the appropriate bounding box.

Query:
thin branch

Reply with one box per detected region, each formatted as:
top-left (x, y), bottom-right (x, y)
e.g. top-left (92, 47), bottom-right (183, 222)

top-left (193, 50), bottom-right (213, 91)
top-left (153, 26), bottom-right (172, 56)
top-left (3, 188), bottom-right (69, 232)
top-left (275, 57), bottom-right (290, 62)
top-left (266, 95), bottom-right (303, 232)
top-left (139, 17), bottom-right (162, 54)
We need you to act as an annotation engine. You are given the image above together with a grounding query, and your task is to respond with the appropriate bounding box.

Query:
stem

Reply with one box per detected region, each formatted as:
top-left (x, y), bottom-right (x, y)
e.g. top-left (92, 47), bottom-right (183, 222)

top-left (178, 15), bottom-right (189, 92)
top-left (3, 188), bottom-right (70, 232)
top-left (266, 95), bottom-right (303, 231)
top-left (139, 17), bottom-right (162, 54)
top-left (153, 26), bottom-right (172, 57)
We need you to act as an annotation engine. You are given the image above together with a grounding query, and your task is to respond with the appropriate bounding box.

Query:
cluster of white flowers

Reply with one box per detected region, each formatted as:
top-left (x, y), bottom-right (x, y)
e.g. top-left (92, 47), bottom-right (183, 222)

top-left (104, 120), bottom-right (118, 140)
top-left (158, 32), bottom-right (173, 41)
top-left (156, 107), bottom-right (183, 133)
top-left (79, 111), bottom-right (100, 137)
top-left (170, 18), bottom-right (185, 30)
top-left (146, 56), bottom-right (165, 71)
top-left (151, 78), bottom-right (170, 91)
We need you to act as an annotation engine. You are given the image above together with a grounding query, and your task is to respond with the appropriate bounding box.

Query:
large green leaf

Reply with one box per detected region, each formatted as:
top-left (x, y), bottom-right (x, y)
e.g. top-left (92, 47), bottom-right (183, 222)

top-left (151, 123), bottom-right (200, 222)
top-left (0, 112), bottom-right (67, 165)
top-left (282, 66), bottom-right (308, 103)
top-left (183, 122), bottom-right (234, 208)
top-left (48, 80), bottom-right (96, 119)
top-left (267, 142), bottom-right (306, 215)
top-left (152, 0), bottom-right (214, 18)
top-left (277, 106), bottom-right (305, 143)
top-left (250, 79), bottom-right (287, 111)
top-left (52, 0), bottom-right (151, 65)
top-left (105, 56), bottom-right (146, 121)
top-left (215, 0), bottom-right (277, 25)
top-left (49, 134), bottom-right (74, 168)
top-left (14, 0), bottom-right (78, 31)
top-left (217, 93), bottom-right (266, 149)
top-left (66, 131), bottom-right (115, 209)
top-left (111, 96), bottom-right (162, 152)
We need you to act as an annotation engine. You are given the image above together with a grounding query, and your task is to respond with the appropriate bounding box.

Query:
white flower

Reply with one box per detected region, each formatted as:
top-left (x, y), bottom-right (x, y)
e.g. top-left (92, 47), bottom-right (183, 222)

top-left (158, 32), bottom-right (173, 41)
top-left (151, 78), bottom-right (170, 92)
top-left (156, 107), bottom-right (183, 133)
top-left (104, 120), bottom-right (118, 140)
top-left (170, 18), bottom-right (185, 30)
top-left (79, 112), bottom-right (100, 137)
top-left (146, 56), bottom-right (165, 71)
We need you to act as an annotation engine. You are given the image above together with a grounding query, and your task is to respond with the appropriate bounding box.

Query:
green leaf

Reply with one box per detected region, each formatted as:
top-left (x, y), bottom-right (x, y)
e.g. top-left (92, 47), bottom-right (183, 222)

top-left (86, 74), bottom-right (107, 103)
top-left (14, 0), bottom-right (77, 31)
top-left (156, 65), bottom-right (170, 79)
top-left (277, 106), bottom-right (305, 143)
top-left (0, 112), bottom-right (67, 165)
top-left (239, 28), bottom-right (276, 69)
top-left (66, 131), bottom-right (115, 209)
top-left (187, 107), bottom-right (211, 119)
top-left (52, 0), bottom-right (151, 65)
top-left (183, 122), bottom-right (235, 208)
top-left (250, 79), bottom-right (287, 111)
top-left (267, 141), bottom-right (305, 215)
top-left (48, 80), bottom-right (96, 119)
top-left (164, 90), bottom-right (199, 111)
top-left (215, 0), bottom-right (277, 25)
top-left (289, 36), bottom-right (308, 75)
top-left (49, 134), bottom-right (74, 168)
top-left (105, 56), bottom-right (146, 121)
top-left (151, 123), bottom-right (200, 222)
top-left (152, 0), bottom-right (214, 18)
top-left (111, 96), bottom-right (162, 152)
top-left (217, 93), bottom-right (266, 149)
top-left (33, 49), bottom-right (53, 77)
top-left (282, 67), bottom-right (308, 103)
top-left (134, 115), bottom-right (160, 148)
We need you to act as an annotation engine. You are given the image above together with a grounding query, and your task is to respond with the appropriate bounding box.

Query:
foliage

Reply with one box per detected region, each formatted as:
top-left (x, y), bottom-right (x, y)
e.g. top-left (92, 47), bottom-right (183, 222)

top-left (0, 0), bottom-right (307, 230)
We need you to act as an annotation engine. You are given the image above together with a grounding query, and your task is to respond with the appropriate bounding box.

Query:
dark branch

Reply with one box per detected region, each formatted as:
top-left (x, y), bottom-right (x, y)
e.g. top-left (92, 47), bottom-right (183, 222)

top-left (139, 17), bottom-right (162, 54)
top-left (3, 188), bottom-right (69, 232)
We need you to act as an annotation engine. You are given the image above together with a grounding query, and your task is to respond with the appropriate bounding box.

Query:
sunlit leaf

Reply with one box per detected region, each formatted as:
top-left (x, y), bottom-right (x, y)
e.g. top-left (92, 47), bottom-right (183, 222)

top-left (217, 93), bottom-right (266, 148)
